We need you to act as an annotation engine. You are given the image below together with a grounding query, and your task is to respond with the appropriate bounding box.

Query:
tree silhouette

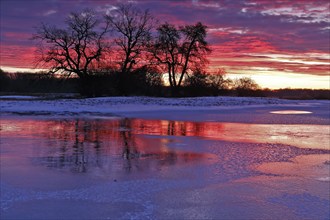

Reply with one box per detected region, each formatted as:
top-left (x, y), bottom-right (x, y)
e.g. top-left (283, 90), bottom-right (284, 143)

top-left (207, 68), bottom-right (233, 91)
top-left (34, 9), bottom-right (110, 79)
top-left (151, 23), bottom-right (180, 88)
top-left (106, 4), bottom-right (154, 74)
top-left (234, 77), bottom-right (260, 91)
top-left (151, 22), bottom-right (211, 95)
top-left (179, 22), bottom-right (211, 86)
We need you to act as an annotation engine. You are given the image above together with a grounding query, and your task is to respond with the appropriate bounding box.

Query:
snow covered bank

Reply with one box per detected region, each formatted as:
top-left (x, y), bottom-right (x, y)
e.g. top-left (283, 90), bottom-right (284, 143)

top-left (0, 95), bottom-right (299, 113)
top-left (1, 96), bottom-right (329, 124)
top-left (0, 95), bottom-right (39, 100)
top-left (1, 96), bottom-right (329, 219)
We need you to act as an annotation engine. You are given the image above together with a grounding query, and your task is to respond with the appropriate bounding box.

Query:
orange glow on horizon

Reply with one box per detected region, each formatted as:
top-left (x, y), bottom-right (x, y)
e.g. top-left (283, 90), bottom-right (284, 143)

top-left (1, 65), bottom-right (329, 90)
top-left (1, 0), bottom-right (329, 90)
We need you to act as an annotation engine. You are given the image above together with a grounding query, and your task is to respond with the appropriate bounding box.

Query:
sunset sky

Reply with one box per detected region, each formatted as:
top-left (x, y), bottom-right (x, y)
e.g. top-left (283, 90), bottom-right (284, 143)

top-left (1, 0), bottom-right (329, 89)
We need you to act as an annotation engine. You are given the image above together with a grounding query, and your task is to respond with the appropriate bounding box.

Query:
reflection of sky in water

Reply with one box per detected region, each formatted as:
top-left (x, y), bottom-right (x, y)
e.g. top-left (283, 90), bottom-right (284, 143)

top-left (1, 118), bottom-right (328, 151)
top-left (270, 110), bottom-right (313, 114)
top-left (1, 118), bottom-right (218, 177)
top-left (1, 118), bottom-right (328, 176)
top-left (1, 117), bottom-right (329, 219)
top-left (257, 154), bottom-right (330, 182)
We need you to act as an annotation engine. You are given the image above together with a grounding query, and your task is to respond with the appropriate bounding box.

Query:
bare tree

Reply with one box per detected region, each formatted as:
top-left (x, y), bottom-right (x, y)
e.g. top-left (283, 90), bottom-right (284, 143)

top-left (151, 22), bottom-right (211, 94)
top-left (34, 9), bottom-right (110, 79)
top-left (106, 4), bottom-right (154, 74)
top-left (151, 22), bottom-right (180, 88)
top-left (234, 77), bottom-right (260, 90)
top-left (179, 22), bottom-right (210, 86)
top-left (207, 68), bottom-right (233, 90)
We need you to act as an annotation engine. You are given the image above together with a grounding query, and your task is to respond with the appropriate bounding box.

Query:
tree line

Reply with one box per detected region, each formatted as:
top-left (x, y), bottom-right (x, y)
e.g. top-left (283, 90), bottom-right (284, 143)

top-left (31, 3), bottom-right (265, 96)
top-left (2, 3), bottom-right (283, 97)
top-left (33, 4), bottom-right (217, 96)
top-left (1, 68), bottom-right (329, 99)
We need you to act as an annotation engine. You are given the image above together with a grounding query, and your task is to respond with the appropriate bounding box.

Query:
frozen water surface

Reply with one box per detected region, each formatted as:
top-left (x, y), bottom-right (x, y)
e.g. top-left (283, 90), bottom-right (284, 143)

top-left (0, 97), bottom-right (329, 219)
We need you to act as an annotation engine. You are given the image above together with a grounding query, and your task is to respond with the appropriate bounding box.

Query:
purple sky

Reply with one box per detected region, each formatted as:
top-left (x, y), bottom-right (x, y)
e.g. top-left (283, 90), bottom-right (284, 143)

top-left (1, 0), bottom-right (329, 88)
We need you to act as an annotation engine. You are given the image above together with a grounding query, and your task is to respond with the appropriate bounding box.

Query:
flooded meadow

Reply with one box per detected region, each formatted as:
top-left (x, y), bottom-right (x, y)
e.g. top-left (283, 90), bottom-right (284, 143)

top-left (1, 115), bottom-right (329, 219)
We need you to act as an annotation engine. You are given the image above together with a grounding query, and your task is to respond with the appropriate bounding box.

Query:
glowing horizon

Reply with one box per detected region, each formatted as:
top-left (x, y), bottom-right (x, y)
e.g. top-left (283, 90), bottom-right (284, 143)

top-left (1, 65), bottom-right (328, 90)
top-left (0, 0), bottom-right (329, 89)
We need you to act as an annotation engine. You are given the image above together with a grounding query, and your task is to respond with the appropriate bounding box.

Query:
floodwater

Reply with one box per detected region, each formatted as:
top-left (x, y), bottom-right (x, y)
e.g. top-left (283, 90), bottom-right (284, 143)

top-left (1, 117), bottom-right (329, 219)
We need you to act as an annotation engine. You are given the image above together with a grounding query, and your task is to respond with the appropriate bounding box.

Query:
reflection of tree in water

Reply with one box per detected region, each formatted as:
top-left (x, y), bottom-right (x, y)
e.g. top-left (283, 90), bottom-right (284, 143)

top-left (119, 118), bottom-right (139, 172)
top-left (40, 119), bottom-right (105, 173)
top-left (167, 121), bottom-right (188, 136)
top-left (36, 118), bottom-right (209, 174)
top-left (114, 119), bottom-right (193, 172)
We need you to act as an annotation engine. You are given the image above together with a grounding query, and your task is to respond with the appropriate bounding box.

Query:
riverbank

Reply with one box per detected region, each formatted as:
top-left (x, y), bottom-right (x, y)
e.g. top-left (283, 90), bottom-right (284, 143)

top-left (1, 96), bottom-right (329, 124)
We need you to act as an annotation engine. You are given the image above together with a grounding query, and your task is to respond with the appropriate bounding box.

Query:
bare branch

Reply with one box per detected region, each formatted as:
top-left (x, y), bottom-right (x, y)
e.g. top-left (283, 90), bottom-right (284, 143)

top-left (34, 9), bottom-right (111, 79)
top-left (105, 4), bottom-right (155, 73)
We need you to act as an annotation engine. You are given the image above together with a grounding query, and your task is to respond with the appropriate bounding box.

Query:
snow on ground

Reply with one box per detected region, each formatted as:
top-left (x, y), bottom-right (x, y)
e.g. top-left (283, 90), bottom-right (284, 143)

top-left (0, 95), bottom-right (40, 100)
top-left (1, 95), bottom-right (329, 124)
top-left (1, 95), bottom-right (329, 219)
top-left (0, 95), bottom-right (307, 114)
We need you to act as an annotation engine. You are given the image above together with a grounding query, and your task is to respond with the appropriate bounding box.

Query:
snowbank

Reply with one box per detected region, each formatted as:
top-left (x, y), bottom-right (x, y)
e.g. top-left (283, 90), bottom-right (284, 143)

top-left (1, 96), bottom-right (329, 124)
top-left (0, 95), bottom-right (39, 100)
top-left (0, 96), bottom-right (288, 114)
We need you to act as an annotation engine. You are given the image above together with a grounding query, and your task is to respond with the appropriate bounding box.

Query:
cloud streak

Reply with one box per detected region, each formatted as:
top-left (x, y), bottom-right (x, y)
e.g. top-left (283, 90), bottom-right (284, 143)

top-left (0, 0), bottom-right (329, 88)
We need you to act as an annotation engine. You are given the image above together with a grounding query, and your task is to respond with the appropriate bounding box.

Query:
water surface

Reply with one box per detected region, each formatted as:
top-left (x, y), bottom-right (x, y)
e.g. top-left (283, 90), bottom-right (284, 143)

top-left (1, 117), bottom-right (329, 219)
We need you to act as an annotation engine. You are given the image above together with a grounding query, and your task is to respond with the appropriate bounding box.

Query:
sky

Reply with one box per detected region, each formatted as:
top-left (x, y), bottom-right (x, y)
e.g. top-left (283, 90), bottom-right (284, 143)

top-left (0, 0), bottom-right (329, 89)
